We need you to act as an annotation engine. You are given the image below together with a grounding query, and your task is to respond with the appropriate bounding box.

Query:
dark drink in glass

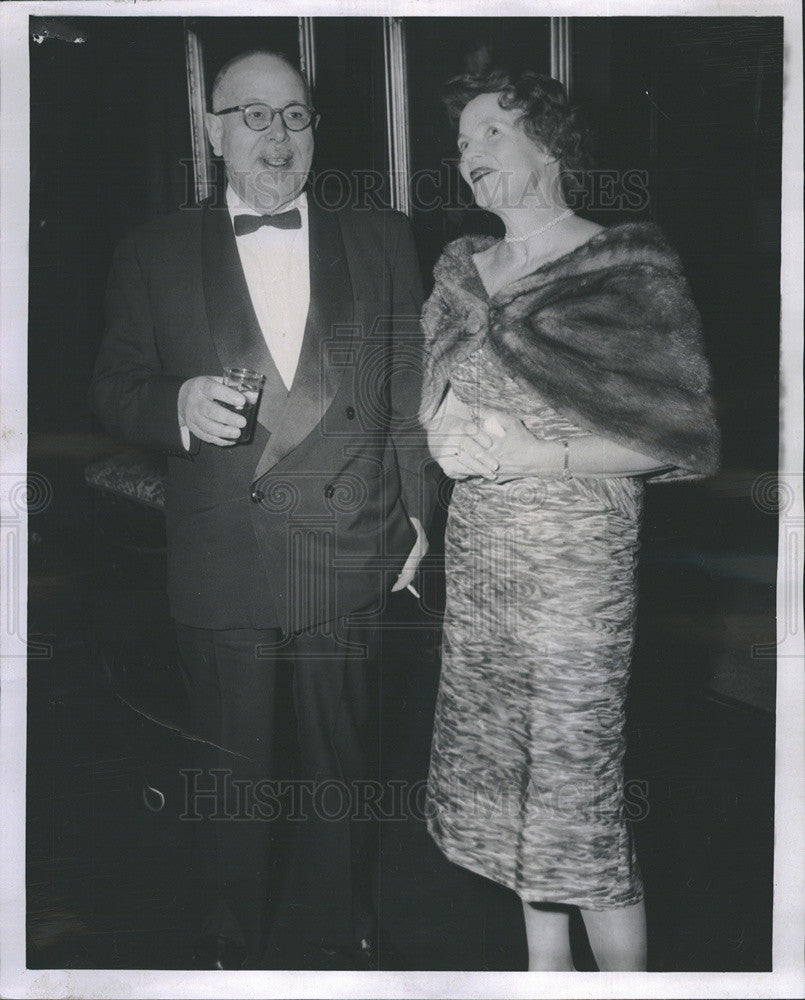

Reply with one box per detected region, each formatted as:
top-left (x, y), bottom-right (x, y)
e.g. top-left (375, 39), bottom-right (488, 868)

top-left (221, 367), bottom-right (265, 444)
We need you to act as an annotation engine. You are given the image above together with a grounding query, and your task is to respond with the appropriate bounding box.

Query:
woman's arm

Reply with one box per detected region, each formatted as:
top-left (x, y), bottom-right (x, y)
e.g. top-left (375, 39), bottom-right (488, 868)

top-left (479, 409), bottom-right (669, 480)
top-left (425, 388), bottom-right (499, 480)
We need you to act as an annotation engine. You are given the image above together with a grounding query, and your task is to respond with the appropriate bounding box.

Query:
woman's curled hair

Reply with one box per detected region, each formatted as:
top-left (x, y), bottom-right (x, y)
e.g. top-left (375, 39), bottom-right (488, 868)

top-left (442, 67), bottom-right (594, 205)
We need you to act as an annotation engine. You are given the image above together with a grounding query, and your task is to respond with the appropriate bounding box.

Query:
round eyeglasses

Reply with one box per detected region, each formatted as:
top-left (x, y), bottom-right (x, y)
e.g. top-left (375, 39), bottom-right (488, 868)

top-left (213, 102), bottom-right (320, 132)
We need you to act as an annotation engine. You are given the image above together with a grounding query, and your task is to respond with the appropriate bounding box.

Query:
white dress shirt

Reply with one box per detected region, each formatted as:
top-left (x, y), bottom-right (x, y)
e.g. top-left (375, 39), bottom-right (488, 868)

top-left (226, 185), bottom-right (310, 391)
top-left (179, 187), bottom-right (311, 448)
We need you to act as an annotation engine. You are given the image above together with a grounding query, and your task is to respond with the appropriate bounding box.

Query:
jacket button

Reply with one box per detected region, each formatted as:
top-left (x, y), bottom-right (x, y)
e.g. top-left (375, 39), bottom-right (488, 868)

top-left (345, 406), bottom-right (356, 420)
top-left (250, 488), bottom-right (264, 503)
top-left (324, 483), bottom-right (335, 499)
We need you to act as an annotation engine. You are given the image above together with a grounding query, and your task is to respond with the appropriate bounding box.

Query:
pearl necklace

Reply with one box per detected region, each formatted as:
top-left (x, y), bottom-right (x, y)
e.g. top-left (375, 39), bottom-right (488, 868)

top-left (504, 208), bottom-right (574, 244)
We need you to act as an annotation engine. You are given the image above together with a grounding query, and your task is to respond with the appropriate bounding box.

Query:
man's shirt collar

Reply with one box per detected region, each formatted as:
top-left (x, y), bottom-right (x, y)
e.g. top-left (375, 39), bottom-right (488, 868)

top-left (225, 185), bottom-right (308, 226)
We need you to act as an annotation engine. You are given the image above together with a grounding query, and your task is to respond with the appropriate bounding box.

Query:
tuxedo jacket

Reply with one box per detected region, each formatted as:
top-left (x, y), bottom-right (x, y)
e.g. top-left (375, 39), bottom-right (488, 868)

top-left (91, 199), bottom-right (438, 633)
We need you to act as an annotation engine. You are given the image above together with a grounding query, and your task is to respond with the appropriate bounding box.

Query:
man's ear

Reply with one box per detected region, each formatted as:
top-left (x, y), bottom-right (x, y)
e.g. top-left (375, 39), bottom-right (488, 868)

top-left (204, 112), bottom-right (223, 157)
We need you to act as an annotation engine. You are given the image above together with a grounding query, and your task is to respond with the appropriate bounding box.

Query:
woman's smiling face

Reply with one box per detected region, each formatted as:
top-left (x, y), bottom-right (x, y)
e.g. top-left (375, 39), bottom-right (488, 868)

top-left (457, 92), bottom-right (550, 213)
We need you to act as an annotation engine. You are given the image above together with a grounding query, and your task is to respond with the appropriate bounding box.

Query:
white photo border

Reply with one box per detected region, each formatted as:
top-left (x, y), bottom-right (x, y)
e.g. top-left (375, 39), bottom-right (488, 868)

top-left (1, 1), bottom-right (802, 998)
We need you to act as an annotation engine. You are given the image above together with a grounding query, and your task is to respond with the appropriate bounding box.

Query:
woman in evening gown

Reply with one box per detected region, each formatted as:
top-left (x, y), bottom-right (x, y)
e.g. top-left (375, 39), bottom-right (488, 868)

top-left (420, 67), bottom-right (719, 971)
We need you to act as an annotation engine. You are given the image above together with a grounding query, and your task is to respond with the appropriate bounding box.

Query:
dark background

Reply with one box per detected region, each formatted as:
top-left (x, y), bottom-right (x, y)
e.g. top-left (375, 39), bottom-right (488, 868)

top-left (27, 16), bottom-right (781, 971)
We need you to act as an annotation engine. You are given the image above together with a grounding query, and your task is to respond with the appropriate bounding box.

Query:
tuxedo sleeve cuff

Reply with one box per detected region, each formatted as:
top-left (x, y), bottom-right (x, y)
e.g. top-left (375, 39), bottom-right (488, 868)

top-left (397, 454), bottom-right (441, 533)
top-left (142, 373), bottom-right (198, 457)
top-left (178, 422), bottom-right (200, 457)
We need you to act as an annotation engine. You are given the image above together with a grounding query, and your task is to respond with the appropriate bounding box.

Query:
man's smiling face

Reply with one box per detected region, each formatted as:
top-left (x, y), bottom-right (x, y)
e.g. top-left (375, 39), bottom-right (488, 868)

top-left (205, 53), bottom-right (315, 213)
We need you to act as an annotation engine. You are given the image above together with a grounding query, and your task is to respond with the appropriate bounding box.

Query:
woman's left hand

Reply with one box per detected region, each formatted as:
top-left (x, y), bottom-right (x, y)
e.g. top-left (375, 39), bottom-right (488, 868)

top-left (479, 406), bottom-right (672, 479)
top-left (477, 407), bottom-right (545, 480)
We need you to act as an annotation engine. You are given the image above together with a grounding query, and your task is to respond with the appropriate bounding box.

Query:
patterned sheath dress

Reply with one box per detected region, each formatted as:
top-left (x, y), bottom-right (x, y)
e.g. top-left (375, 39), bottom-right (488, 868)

top-left (426, 337), bottom-right (645, 908)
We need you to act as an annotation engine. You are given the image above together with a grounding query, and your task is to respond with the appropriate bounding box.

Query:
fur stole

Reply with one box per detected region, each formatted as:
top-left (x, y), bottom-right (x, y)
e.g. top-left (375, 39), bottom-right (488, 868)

top-left (420, 222), bottom-right (720, 481)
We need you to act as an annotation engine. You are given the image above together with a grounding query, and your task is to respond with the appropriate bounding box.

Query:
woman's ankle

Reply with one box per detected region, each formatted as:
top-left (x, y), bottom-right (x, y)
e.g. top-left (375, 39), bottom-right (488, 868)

top-left (527, 949), bottom-right (575, 971)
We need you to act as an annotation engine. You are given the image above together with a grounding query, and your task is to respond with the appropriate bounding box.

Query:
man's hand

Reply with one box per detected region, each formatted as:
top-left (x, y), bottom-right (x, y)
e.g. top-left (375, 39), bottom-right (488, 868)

top-left (391, 517), bottom-right (429, 593)
top-left (178, 376), bottom-right (247, 447)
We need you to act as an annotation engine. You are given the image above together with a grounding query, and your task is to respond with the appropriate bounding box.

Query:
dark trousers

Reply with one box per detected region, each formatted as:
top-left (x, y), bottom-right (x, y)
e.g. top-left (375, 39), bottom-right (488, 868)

top-left (175, 616), bottom-right (381, 960)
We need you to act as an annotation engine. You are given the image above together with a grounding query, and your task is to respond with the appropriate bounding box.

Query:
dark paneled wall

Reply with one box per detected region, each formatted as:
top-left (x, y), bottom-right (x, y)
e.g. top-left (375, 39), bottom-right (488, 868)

top-left (29, 18), bottom-right (190, 435)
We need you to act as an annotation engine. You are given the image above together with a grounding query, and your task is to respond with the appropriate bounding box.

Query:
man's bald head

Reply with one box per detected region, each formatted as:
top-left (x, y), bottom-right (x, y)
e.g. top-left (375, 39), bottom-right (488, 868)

top-left (210, 49), bottom-right (310, 111)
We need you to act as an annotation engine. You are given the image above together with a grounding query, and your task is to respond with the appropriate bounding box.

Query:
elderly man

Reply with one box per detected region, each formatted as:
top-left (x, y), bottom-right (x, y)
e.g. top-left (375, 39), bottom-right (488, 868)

top-left (91, 49), bottom-right (437, 969)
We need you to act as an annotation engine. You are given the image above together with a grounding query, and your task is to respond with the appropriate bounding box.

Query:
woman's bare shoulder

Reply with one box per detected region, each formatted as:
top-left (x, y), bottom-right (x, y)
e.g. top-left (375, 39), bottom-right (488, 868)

top-left (561, 216), bottom-right (605, 251)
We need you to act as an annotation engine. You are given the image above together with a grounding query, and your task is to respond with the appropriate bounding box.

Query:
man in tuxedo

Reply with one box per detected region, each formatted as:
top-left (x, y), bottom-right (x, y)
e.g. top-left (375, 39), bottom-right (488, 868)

top-left (91, 49), bottom-right (437, 969)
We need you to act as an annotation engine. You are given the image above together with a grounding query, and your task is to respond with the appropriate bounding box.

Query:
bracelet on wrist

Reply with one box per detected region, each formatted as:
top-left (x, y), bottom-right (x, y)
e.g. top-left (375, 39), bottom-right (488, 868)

top-left (561, 439), bottom-right (572, 481)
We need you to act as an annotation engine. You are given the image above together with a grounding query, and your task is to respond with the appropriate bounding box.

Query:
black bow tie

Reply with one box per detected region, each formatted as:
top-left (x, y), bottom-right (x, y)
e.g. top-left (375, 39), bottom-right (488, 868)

top-left (233, 208), bottom-right (301, 237)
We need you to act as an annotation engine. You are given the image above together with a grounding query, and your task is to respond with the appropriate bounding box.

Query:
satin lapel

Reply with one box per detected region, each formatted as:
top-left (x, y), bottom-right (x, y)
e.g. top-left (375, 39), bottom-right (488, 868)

top-left (252, 203), bottom-right (355, 481)
top-left (201, 205), bottom-right (288, 433)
